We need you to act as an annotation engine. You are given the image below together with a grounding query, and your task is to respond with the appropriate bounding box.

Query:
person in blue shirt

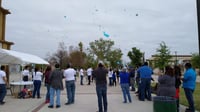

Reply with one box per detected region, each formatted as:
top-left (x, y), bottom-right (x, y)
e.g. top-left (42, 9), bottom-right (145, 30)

top-left (182, 63), bottom-right (196, 112)
top-left (112, 70), bottom-right (117, 86)
top-left (137, 62), bottom-right (153, 101)
top-left (119, 67), bottom-right (132, 103)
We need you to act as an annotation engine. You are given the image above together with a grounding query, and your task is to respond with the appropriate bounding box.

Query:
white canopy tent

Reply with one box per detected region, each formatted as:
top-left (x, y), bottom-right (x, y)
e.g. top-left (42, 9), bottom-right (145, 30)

top-left (0, 48), bottom-right (49, 65)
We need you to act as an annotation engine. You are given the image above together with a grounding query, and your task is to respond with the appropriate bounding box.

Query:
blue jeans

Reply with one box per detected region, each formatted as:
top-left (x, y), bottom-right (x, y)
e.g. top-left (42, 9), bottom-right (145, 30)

top-left (80, 76), bottom-right (83, 85)
top-left (49, 87), bottom-right (61, 106)
top-left (32, 80), bottom-right (41, 98)
top-left (140, 78), bottom-right (151, 101)
top-left (45, 83), bottom-right (50, 100)
top-left (0, 84), bottom-right (7, 102)
top-left (184, 88), bottom-right (195, 112)
top-left (109, 77), bottom-right (112, 86)
top-left (66, 80), bottom-right (75, 103)
top-left (120, 83), bottom-right (132, 102)
top-left (96, 84), bottom-right (107, 112)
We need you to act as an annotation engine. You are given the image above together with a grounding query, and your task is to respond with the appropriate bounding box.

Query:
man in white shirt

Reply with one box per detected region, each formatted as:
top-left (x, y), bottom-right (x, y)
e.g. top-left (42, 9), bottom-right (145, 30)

top-left (0, 66), bottom-right (7, 105)
top-left (22, 66), bottom-right (30, 88)
top-left (87, 67), bottom-right (93, 85)
top-left (64, 64), bottom-right (76, 105)
top-left (108, 68), bottom-right (113, 86)
top-left (22, 66), bottom-right (30, 81)
top-left (79, 69), bottom-right (84, 85)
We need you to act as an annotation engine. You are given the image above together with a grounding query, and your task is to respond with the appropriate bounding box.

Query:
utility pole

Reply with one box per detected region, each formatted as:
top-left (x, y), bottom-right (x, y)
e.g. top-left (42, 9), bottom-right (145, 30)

top-left (197, 0), bottom-right (200, 55)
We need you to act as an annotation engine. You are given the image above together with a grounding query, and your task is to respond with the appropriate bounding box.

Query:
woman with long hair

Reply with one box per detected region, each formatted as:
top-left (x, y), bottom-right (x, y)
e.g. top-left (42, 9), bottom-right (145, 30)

top-left (174, 65), bottom-right (182, 112)
top-left (157, 66), bottom-right (176, 97)
top-left (44, 66), bottom-right (52, 103)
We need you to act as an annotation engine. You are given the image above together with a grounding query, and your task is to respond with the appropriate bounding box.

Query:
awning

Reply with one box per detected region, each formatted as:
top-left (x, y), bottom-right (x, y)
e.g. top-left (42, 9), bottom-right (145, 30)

top-left (0, 48), bottom-right (49, 65)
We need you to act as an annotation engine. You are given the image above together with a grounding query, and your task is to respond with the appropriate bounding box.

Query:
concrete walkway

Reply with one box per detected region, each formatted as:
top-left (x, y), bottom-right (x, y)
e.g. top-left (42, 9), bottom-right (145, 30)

top-left (0, 79), bottom-right (198, 112)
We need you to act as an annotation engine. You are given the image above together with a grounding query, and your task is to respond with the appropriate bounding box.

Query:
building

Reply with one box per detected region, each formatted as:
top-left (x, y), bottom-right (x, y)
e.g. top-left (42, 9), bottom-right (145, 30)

top-left (0, 0), bottom-right (14, 82)
top-left (0, 0), bottom-right (14, 49)
top-left (147, 54), bottom-right (192, 67)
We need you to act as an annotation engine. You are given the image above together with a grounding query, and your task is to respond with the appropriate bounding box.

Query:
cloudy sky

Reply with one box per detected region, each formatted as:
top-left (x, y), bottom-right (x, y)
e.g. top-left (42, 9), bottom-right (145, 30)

top-left (2, 0), bottom-right (199, 61)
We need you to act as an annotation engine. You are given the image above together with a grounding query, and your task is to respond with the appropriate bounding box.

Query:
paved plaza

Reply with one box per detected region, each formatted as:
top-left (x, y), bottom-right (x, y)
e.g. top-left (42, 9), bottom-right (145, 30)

top-left (0, 74), bottom-right (199, 112)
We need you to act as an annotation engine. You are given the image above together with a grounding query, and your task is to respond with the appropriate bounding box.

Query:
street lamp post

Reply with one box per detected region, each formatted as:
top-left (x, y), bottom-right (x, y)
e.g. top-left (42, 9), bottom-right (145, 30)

top-left (175, 51), bottom-right (177, 65)
top-left (197, 0), bottom-right (200, 55)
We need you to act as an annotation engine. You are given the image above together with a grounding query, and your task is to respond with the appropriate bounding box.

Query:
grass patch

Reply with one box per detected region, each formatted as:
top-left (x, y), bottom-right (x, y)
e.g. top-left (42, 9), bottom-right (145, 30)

top-left (180, 83), bottom-right (200, 111)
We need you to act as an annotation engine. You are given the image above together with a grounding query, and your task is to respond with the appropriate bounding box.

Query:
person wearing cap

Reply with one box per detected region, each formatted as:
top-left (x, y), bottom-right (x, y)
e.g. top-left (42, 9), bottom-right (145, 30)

top-left (93, 62), bottom-right (108, 112)
top-left (119, 67), bottom-right (132, 103)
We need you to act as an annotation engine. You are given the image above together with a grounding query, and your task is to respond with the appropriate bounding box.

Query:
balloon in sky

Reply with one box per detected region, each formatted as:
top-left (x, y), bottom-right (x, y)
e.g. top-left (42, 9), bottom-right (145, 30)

top-left (64, 16), bottom-right (67, 18)
top-left (136, 14), bottom-right (138, 16)
top-left (103, 32), bottom-right (110, 38)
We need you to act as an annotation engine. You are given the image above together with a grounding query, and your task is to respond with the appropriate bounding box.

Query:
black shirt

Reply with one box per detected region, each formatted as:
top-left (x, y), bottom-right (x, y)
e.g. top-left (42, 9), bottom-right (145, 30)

top-left (93, 67), bottom-right (108, 85)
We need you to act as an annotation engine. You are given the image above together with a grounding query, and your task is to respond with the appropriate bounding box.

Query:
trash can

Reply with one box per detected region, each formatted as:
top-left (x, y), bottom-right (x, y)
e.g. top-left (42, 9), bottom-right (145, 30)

top-left (153, 96), bottom-right (177, 112)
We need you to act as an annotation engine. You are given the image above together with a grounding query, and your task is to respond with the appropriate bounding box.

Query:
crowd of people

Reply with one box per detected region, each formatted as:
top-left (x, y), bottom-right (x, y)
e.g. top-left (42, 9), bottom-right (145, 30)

top-left (0, 61), bottom-right (197, 112)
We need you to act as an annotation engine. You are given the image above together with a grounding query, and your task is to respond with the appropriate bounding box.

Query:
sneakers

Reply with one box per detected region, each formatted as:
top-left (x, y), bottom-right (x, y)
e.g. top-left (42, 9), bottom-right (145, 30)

top-left (0, 101), bottom-right (5, 105)
top-left (56, 105), bottom-right (60, 108)
top-left (48, 105), bottom-right (53, 108)
top-left (185, 108), bottom-right (194, 112)
top-left (48, 105), bottom-right (61, 108)
top-left (65, 102), bottom-right (71, 105)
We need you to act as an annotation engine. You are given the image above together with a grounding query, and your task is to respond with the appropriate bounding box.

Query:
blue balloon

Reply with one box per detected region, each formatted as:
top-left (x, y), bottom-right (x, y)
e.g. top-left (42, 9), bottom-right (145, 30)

top-left (103, 32), bottom-right (110, 37)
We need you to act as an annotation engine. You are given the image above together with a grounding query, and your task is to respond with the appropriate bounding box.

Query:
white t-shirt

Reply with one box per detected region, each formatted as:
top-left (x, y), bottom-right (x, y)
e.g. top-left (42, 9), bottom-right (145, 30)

top-left (0, 70), bottom-right (6, 84)
top-left (22, 69), bottom-right (30, 76)
top-left (87, 68), bottom-right (93, 76)
top-left (79, 69), bottom-right (84, 76)
top-left (64, 68), bottom-right (76, 81)
top-left (33, 71), bottom-right (43, 81)
top-left (108, 71), bottom-right (113, 78)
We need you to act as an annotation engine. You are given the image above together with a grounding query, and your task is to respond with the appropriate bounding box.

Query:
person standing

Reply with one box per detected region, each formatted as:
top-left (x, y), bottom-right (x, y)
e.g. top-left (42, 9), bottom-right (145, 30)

top-left (157, 66), bottom-right (176, 97)
top-left (64, 63), bottom-right (76, 105)
top-left (79, 68), bottom-right (84, 85)
top-left (87, 67), bottom-right (93, 85)
top-left (93, 62), bottom-right (108, 112)
top-left (112, 70), bottom-right (117, 86)
top-left (0, 66), bottom-right (7, 105)
top-left (182, 63), bottom-right (196, 112)
top-left (137, 62), bottom-right (153, 101)
top-left (120, 67), bottom-right (132, 103)
top-left (116, 69), bottom-right (120, 83)
top-left (44, 65), bottom-right (52, 103)
top-left (174, 65), bottom-right (182, 112)
top-left (48, 63), bottom-right (64, 108)
top-left (22, 65), bottom-right (30, 88)
top-left (32, 67), bottom-right (43, 99)
top-left (129, 67), bottom-right (135, 91)
top-left (108, 68), bottom-right (113, 86)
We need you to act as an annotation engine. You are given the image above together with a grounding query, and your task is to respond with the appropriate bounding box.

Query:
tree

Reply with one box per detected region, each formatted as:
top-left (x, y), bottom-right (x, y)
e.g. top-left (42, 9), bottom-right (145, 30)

top-left (69, 43), bottom-right (86, 68)
top-left (84, 53), bottom-right (98, 68)
top-left (191, 53), bottom-right (200, 68)
top-left (88, 38), bottom-right (122, 67)
top-left (107, 48), bottom-right (123, 68)
top-left (154, 41), bottom-right (172, 70)
top-left (78, 42), bottom-right (83, 52)
top-left (127, 47), bottom-right (143, 67)
top-left (46, 41), bottom-right (69, 69)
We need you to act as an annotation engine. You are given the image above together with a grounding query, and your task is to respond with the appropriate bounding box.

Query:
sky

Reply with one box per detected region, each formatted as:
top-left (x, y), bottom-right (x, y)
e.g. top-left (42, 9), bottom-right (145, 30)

top-left (2, 0), bottom-right (199, 62)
